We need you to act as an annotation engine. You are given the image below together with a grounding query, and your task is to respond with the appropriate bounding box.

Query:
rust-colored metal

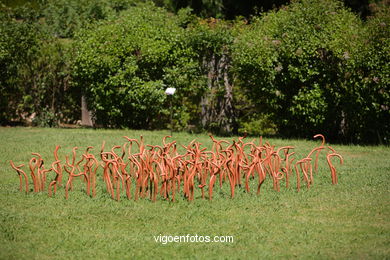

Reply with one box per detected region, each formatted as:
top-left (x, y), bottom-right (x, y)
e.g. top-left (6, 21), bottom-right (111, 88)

top-left (48, 160), bottom-right (61, 197)
top-left (10, 133), bottom-right (343, 201)
top-left (326, 147), bottom-right (343, 185)
top-left (10, 160), bottom-right (29, 193)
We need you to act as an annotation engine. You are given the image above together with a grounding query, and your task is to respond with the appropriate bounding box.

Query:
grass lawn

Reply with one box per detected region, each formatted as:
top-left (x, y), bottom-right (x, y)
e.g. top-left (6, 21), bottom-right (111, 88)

top-left (0, 127), bottom-right (389, 259)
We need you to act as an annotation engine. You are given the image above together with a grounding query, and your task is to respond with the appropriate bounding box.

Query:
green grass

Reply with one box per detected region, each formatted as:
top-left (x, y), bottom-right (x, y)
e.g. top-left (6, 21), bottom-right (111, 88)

top-left (0, 127), bottom-right (389, 259)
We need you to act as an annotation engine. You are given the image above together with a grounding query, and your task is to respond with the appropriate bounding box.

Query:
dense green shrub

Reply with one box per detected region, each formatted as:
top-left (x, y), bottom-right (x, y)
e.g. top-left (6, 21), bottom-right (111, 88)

top-left (184, 17), bottom-right (237, 134)
top-left (341, 1), bottom-right (390, 143)
top-left (233, 0), bottom-right (388, 143)
top-left (41, 0), bottom-right (141, 38)
top-left (27, 38), bottom-right (79, 126)
top-left (73, 5), bottom-right (239, 132)
top-left (1, 0), bottom-right (388, 143)
top-left (237, 113), bottom-right (277, 136)
top-left (72, 3), bottom-right (197, 129)
top-left (0, 6), bottom-right (41, 123)
top-left (0, 5), bottom-right (79, 126)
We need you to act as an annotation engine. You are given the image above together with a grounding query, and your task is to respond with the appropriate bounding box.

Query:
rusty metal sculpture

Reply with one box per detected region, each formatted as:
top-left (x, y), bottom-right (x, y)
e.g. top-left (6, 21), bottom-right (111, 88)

top-left (10, 160), bottom-right (29, 193)
top-left (9, 134), bottom-right (343, 201)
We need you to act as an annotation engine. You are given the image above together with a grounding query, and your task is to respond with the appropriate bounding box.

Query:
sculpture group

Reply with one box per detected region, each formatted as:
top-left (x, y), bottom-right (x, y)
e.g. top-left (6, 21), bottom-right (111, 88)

top-left (10, 134), bottom-right (343, 202)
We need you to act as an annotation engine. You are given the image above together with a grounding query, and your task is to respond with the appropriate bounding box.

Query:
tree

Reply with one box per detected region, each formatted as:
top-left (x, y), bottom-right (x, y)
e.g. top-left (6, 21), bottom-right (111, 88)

top-left (72, 3), bottom-right (192, 128)
top-left (185, 18), bottom-right (237, 134)
top-left (233, 0), bottom-right (384, 142)
top-left (0, 6), bottom-right (41, 124)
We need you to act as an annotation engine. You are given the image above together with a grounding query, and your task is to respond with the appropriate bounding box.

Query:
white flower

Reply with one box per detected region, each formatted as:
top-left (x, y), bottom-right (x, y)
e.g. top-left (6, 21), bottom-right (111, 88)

top-left (165, 88), bottom-right (176, 95)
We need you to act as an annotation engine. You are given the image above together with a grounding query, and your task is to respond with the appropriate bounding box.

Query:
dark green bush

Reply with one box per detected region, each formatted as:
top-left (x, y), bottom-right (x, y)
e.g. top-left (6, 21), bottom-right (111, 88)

top-left (184, 18), bottom-right (237, 134)
top-left (341, 2), bottom-right (390, 143)
top-left (1, 0), bottom-right (388, 143)
top-left (0, 5), bottom-right (79, 126)
top-left (41, 0), bottom-right (141, 38)
top-left (233, 0), bottom-right (389, 143)
top-left (72, 3), bottom-right (195, 129)
top-left (0, 6), bottom-right (41, 124)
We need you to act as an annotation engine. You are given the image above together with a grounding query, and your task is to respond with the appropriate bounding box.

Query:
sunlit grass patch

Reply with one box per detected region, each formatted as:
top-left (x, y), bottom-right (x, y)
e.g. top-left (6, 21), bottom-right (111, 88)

top-left (0, 127), bottom-right (389, 259)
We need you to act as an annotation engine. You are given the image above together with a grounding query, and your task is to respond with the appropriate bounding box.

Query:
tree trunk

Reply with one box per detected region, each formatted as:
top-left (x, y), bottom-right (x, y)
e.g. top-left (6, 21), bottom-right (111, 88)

top-left (200, 51), bottom-right (236, 135)
top-left (81, 95), bottom-right (94, 127)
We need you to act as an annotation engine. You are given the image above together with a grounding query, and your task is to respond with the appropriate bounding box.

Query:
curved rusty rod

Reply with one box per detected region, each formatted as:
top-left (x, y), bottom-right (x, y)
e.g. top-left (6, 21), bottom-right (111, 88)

top-left (64, 158), bottom-right (75, 200)
top-left (326, 152), bottom-right (343, 185)
top-left (10, 161), bottom-right (29, 193)
top-left (48, 160), bottom-right (61, 197)
top-left (282, 152), bottom-right (295, 188)
top-left (29, 155), bottom-right (41, 192)
top-left (63, 148), bottom-right (91, 199)
top-left (39, 167), bottom-right (52, 192)
top-left (89, 155), bottom-right (99, 198)
top-left (310, 134), bottom-right (326, 173)
top-left (53, 145), bottom-right (63, 186)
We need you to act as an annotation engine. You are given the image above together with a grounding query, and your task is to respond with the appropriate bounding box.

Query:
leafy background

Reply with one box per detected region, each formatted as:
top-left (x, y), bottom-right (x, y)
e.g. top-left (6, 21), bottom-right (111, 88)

top-left (0, 0), bottom-right (389, 143)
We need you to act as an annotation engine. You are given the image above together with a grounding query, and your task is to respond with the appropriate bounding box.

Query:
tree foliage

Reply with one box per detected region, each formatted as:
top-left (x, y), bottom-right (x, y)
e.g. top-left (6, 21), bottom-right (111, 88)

top-left (185, 18), bottom-right (236, 134)
top-left (0, 5), bottom-right (79, 126)
top-left (41, 0), bottom-right (142, 38)
top-left (0, 0), bottom-right (388, 143)
top-left (233, 0), bottom-right (389, 143)
top-left (0, 6), bottom-right (42, 123)
top-left (73, 3), bottom-right (192, 128)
